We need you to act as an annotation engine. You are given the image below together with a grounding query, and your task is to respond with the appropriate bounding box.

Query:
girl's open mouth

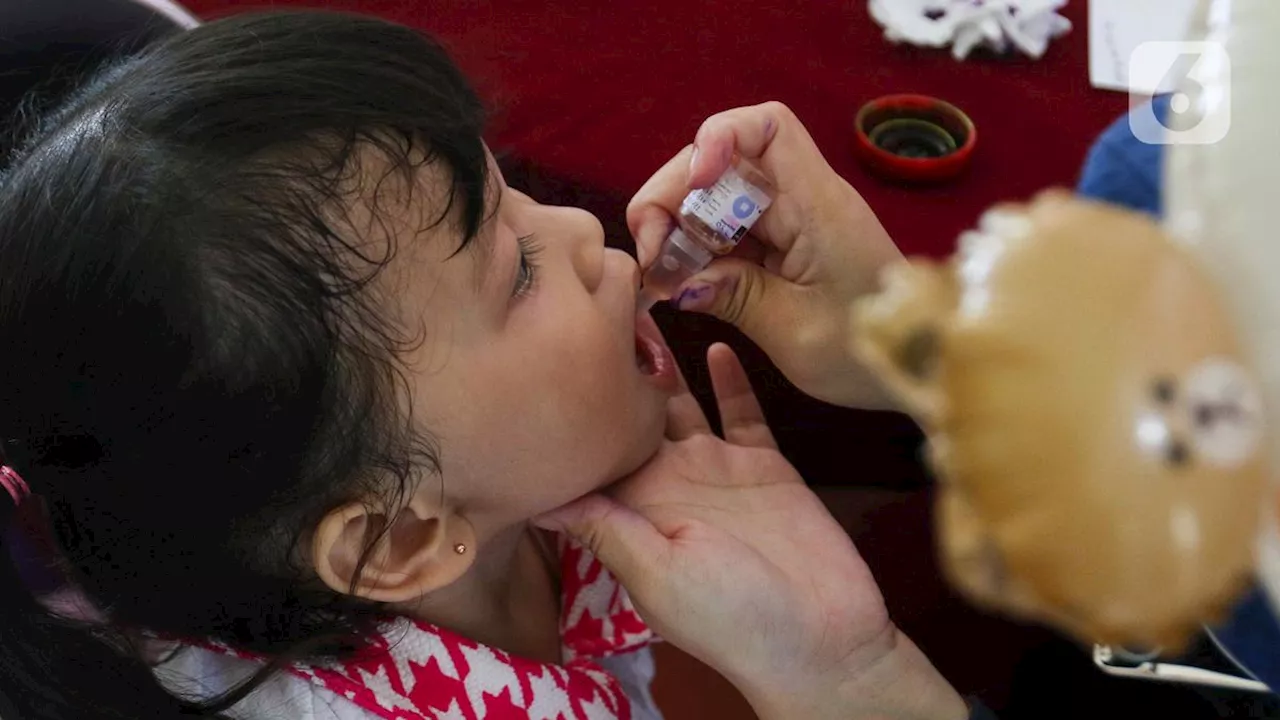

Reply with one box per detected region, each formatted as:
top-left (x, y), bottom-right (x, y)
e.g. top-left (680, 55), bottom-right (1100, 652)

top-left (634, 312), bottom-right (677, 391)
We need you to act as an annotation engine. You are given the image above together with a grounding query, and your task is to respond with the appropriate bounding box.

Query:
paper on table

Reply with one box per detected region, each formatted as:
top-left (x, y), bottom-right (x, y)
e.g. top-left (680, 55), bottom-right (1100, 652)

top-left (1088, 0), bottom-right (1199, 93)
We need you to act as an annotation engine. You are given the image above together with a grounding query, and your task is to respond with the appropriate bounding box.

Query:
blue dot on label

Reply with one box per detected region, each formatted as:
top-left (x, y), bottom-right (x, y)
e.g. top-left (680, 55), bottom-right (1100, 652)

top-left (732, 195), bottom-right (757, 220)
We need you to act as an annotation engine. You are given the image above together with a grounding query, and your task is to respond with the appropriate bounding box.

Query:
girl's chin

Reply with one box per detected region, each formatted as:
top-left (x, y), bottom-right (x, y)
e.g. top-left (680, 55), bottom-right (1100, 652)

top-left (591, 421), bottom-right (667, 493)
top-left (531, 407), bottom-right (669, 525)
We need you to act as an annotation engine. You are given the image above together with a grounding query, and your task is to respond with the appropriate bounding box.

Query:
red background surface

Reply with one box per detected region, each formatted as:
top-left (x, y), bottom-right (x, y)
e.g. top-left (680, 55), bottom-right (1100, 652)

top-left (183, 0), bottom-right (1128, 259)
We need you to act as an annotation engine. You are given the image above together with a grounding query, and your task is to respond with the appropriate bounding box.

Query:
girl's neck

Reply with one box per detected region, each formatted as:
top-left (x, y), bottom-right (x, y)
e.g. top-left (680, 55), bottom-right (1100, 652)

top-left (397, 523), bottom-right (562, 663)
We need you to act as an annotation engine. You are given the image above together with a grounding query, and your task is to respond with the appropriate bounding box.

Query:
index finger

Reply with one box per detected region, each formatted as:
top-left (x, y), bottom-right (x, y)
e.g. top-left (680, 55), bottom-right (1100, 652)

top-left (627, 145), bottom-right (693, 269)
top-left (689, 101), bottom-right (831, 195)
top-left (686, 102), bottom-right (781, 188)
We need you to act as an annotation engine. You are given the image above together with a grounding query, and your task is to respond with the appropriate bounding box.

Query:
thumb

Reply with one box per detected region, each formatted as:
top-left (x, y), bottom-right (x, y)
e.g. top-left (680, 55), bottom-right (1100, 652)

top-left (533, 493), bottom-right (669, 590)
top-left (674, 258), bottom-right (798, 352)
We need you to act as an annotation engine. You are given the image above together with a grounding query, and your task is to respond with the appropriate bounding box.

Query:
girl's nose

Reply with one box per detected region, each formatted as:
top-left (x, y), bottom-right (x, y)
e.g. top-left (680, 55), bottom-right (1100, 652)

top-left (557, 206), bottom-right (606, 293)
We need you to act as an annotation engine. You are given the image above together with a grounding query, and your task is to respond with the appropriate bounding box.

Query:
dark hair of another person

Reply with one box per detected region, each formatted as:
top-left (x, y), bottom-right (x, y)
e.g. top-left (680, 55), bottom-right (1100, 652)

top-left (0, 10), bottom-right (490, 719)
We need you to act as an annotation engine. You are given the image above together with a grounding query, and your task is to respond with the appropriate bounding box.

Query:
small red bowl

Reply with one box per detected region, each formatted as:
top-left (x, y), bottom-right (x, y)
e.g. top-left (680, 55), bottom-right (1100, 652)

top-left (854, 94), bottom-right (977, 183)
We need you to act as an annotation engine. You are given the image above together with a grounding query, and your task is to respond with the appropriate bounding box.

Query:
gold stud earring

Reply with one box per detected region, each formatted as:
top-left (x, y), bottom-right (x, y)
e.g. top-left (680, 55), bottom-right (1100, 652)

top-left (453, 543), bottom-right (467, 555)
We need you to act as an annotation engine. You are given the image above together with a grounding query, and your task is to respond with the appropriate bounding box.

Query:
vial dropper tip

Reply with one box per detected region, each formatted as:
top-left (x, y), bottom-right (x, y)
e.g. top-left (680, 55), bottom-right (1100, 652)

top-left (637, 288), bottom-right (660, 315)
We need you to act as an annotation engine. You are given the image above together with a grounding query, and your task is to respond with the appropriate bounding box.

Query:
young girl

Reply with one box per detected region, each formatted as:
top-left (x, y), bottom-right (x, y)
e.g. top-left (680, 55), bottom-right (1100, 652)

top-left (0, 10), bottom-right (678, 720)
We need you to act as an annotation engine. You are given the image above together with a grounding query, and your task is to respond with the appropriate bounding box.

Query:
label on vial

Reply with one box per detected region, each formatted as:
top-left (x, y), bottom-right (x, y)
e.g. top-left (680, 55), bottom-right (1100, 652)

top-left (680, 166), bottom-right (773, 250)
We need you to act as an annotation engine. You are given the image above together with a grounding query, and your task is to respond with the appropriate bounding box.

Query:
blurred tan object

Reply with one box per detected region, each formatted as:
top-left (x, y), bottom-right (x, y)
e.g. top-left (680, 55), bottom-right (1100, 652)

top-left (852, 191), bottom-right (1267, 650)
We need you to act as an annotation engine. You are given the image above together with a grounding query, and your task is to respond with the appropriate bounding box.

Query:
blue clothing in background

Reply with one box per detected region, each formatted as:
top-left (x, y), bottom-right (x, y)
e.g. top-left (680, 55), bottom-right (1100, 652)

top-left (1076, 94), bottom-right (1280, 691)
top-left (1077, 96), bottom-right (1167, 217)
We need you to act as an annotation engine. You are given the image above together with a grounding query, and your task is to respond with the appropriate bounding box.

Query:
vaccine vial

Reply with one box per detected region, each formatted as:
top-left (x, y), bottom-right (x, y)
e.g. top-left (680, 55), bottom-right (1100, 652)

top-left (639, 156), bottom-right (776, 310)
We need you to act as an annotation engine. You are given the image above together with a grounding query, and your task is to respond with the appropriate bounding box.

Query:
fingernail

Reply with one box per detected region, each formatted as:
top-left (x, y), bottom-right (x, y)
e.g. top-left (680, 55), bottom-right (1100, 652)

top-left (675, 282), bottom-right (716, 312)
top-left (689, 145), bottom-right (700, 177)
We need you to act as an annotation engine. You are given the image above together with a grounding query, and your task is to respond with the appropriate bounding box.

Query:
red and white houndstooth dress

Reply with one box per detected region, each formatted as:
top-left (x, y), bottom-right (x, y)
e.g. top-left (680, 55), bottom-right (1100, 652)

top-left (155, 537), bottom-right (662, 720)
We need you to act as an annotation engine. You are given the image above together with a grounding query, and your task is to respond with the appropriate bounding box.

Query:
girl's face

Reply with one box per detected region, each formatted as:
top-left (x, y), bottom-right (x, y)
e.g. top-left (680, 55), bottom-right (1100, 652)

top-left (389, 152), bottom-right (677, 538)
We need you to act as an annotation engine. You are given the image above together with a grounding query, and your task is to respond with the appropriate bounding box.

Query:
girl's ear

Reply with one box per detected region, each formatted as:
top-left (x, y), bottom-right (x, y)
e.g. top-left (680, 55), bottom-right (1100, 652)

top-left (311, 495), bottom-right (477, 603)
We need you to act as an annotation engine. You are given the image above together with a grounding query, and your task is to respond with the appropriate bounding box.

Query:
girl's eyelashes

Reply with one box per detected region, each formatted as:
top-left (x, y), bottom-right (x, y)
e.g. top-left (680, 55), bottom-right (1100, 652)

top-left (512, 234), bottom-right (543, 299)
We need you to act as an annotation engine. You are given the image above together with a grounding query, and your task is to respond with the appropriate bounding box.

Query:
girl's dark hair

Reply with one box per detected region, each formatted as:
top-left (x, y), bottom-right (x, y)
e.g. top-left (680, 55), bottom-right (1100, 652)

top-left (0, 10), bottom-right (490, 719)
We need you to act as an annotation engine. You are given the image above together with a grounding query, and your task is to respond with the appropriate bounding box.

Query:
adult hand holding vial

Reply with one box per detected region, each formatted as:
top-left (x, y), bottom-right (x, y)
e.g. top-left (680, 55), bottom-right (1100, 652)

top-left (629, 102), bottom-right (903, 409)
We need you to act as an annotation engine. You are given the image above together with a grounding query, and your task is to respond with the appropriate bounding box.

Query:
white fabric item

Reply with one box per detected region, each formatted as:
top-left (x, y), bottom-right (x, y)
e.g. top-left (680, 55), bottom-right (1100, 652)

top-left (155, 645), bottom-right (365, 720)
top-left (595, 646), bottom-right (663, 720)
top-left (869, 0), bottom-right (1072, 60)
top-left (154, 643), bottom-right (665, 720)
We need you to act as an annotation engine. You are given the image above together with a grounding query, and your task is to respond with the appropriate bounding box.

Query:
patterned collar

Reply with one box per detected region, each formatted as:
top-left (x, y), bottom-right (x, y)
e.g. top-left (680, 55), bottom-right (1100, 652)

top-left (199, 536), bottom-right (654, 720)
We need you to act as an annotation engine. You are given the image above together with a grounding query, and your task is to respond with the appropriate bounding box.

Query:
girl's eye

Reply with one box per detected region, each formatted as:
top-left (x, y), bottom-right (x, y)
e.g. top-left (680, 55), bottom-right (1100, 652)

top-left (512, 234), bottom-right (542, 299)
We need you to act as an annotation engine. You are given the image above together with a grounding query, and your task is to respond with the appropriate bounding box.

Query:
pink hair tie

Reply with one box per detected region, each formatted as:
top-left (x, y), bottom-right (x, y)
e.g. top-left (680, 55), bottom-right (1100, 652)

top-left (0, 465), bottom-right (30, 507)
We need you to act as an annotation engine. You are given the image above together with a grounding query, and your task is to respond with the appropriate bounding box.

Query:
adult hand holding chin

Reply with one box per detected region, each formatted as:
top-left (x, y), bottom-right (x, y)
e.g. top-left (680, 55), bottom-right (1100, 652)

top-left (535, 344), bottom-right (966, 720)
